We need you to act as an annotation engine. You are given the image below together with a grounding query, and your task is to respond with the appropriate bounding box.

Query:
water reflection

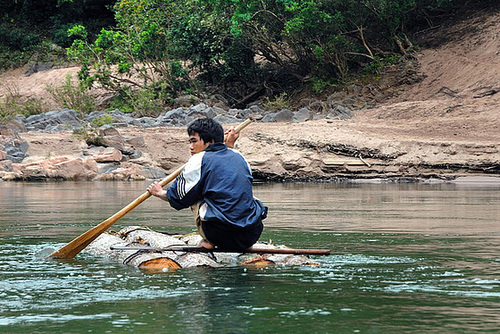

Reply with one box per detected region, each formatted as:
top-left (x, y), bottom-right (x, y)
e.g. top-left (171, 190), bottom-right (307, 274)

top-left (1, 180), bottom-right (499, 238)
top-left (258, 181), bottom-right (500, 234)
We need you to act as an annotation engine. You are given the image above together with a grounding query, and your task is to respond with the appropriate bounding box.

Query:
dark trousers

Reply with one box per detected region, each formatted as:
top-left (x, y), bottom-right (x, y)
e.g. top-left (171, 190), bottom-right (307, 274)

top-left (201, 219), bottom-right (264, 251)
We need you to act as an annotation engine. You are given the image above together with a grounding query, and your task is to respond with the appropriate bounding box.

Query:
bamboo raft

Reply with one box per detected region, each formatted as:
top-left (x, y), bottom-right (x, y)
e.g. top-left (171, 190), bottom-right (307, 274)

top-left (85, 226), bottom-right (328, 272)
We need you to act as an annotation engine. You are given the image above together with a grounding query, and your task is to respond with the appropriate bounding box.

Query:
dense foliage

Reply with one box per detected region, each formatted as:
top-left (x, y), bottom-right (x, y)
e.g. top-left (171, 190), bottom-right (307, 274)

top-left (0, 0), bottom-right (115, 69)
top-left (2, 0), bottom-right (497, 110)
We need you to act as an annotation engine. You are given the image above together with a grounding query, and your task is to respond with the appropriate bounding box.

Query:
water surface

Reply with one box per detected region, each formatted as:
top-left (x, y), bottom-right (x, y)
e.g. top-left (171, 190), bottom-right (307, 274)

top-left (1, 180), bottom-right (499, 332)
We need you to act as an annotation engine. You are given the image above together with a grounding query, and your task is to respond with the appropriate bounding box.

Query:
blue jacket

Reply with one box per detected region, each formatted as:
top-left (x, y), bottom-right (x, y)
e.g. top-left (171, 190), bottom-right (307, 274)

top-left (166, 143), bottom-right (267, 228)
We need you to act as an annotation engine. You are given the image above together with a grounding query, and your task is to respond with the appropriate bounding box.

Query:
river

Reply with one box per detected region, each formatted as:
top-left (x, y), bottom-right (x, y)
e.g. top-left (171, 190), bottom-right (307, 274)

top-left (1, 179), bottom-right (499, 333)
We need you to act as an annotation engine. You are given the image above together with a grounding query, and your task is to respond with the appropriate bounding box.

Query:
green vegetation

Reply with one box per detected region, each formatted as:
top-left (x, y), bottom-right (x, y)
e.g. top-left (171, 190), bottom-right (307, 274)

top-left (1, 0), bottom-right (498, 111)
top-left (0, 85), bottom-right (50, 124)
top-left (72, 112), bottom-right (115, 145)
top-left (0, 0), bottom-right (115, 70)
top-left (263, 93), bottom-right (290, 112)
top-left (46, 75), bottom-right (96, 114)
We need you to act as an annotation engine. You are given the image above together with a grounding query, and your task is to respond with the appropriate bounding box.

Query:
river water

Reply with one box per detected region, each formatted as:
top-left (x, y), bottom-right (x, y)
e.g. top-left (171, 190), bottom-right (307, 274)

top-left (1, 179), bottom-right (499, 333)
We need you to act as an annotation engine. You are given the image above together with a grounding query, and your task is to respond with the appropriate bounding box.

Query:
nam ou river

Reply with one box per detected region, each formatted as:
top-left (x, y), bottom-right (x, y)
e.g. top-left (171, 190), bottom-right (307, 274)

top-left (1, 178), bottom-right (499, 333)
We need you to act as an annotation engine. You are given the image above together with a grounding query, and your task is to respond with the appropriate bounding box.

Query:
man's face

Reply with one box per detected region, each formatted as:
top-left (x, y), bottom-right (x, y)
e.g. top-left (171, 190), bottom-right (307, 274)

top-left (189, 133), bottom-right (211, 155)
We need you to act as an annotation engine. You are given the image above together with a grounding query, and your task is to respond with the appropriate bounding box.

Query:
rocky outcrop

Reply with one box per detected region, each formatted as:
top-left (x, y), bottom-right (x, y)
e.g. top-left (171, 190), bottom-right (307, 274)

top-left (0, 103), bottom-right (337, 181)
top-left (12, 103), bottom-right (342, 133)
top-left (1, 94), bottom-right (499, 182)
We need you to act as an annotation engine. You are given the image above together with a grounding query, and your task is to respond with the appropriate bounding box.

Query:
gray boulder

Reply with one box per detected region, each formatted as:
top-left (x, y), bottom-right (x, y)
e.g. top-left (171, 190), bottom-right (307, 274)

top-left (213, 115), bottom-right (241, 124)
top-left (326, 105), bottom-right (353, 120)
top-left (2, 139), bottom-right (29, 163)
top-left (187, 104), bottom-right (216, 118)
top-left (274, 109), bottom-right (294, 122)
top-left (293, 108), bottom-right (313, 122)
top-left (261, 112), bottom-right (277, 123)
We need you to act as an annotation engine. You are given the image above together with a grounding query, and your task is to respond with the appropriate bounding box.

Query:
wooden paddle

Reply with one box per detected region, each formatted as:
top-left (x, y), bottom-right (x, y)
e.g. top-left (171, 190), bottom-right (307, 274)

top-left (110, 245), bottom-right (331, 256)
top-left (49, 119), bottom-right (253, 259)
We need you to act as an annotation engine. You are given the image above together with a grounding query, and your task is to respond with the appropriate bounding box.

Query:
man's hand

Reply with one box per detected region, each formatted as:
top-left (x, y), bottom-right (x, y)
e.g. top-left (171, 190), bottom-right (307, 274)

top-left (224, 126), bottom-right (239, 149)
top-left (147, 182), bottom-right (167, 200)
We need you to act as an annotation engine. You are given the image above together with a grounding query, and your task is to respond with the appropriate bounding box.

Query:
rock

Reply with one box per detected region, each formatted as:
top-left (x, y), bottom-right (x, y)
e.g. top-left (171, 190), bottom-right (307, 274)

top-left (88, 147), bottom-right (123, 163)
top-left (164, 108), bottom-right (188, 125)
top-left (128, 149), bottom-right (143, 160)
top-left (164, 107), bottom-right (187, 118)
top-left (235, 108), bottom-right (251, 119)
top-left (24, 109), bottom-right (82, 132)
top-left (97, 162), bottom-right (120, 174)
top-left (94, 162), bottom-right (146, 180)
top-left (152, 115), bottom-right (175, 127)
top-left (293, 108), bottom-right (313, 122)
top-left (190, 106), bottom-right (217, 119)
top-left (100, 109), bottom-right (136, 125)
top-left (212, 106), bottom-right (227, 115)
top-left (141, 166), bottom-right (167, 179)
top-left (1, 139), bottom-right (29, 163)
top-left (227, 108), bottom-right (239, 116)
top-left (213, 115), bottom-right (241, 124)
top-left (312, 114), bottom-right (326, 121)
top-left (0, 150), bottom-right (6, 161)
top-left (0, 171), bottom-right (20, 181)
top-left (326, 105), bottom-right (353, 120)
top-left (248, 105), bottom-right (266, 115)
top-left (98, 126), bottom-right (121, 137)
top-left (261, 112), bottom-right (277, 122)
top-left (5, 117), bottom-right (27, 133)
top-left (186, 103), bottom-right (216, 119)
top-left (130, 117), bottom-right (156, 128)
top-left (25, 62), bottom-right (54, 75)
top-left (308, 101), bottom-right (326, 113)
top-left (326, 92), bottom-right (343, 106)
top-left (100, 134), bottom-right (134, 155)
top-left (12, 157), bottom-right (98, 180)
top-left (0, 160), bottom-right (12, 171)
top-left (0, 126), bottom-right (15, 136)
top-left (274, 109), bottom-right (294, 122)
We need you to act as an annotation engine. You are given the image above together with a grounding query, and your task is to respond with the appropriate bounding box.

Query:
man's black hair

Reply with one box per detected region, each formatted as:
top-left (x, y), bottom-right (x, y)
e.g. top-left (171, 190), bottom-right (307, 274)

top-left (187, 118), bottom-right (224, 143)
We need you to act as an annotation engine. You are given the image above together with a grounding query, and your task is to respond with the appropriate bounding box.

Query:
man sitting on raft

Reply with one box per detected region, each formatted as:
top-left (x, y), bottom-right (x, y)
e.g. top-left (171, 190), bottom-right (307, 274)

top-left (147, 118), bottom-right (267, 251)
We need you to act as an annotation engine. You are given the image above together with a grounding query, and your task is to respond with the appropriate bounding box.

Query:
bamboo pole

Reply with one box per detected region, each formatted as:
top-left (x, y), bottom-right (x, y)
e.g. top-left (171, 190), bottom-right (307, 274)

top-left (110, 245), bottom-right (331, 256)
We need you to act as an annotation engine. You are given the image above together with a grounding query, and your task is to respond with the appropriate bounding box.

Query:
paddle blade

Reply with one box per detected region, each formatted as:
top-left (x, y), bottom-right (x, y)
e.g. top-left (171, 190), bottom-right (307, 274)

top-left (49, 191), bottom-right (152, 259)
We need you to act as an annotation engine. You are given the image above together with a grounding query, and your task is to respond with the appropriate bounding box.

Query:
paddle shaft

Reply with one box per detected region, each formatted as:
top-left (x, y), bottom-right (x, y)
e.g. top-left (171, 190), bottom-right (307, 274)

top-left (110, 245), bottom-right (331, 256)
top-left (49, 119), bottom-right (252, 259)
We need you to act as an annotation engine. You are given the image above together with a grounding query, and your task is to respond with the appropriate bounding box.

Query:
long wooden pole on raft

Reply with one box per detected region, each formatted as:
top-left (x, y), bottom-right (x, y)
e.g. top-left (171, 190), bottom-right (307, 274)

top-left (111, 245), bottom-right (331, 256)
top-left (49, 119), bottom-right (253, 259)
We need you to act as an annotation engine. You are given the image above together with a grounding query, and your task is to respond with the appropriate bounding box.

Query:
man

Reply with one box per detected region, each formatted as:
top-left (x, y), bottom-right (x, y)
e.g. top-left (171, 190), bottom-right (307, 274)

top-left (147, 118), bottom-right (267, 250)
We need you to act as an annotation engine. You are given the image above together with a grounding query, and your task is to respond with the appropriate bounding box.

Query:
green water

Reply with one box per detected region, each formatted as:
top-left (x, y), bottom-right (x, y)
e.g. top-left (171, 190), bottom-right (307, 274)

top-left (1, 180), bottom-right (500, 333)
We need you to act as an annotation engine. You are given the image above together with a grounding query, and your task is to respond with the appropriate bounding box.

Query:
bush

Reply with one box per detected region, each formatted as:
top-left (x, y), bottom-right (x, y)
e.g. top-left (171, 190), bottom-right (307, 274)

top-left (72, 112), bottom-right (115, 146)
top-left (46, 75), bottom-right (96, 114)
top-left (0, 86), bottom-right (49, 124)
top-left (66, 0), bottom-right (494, 106)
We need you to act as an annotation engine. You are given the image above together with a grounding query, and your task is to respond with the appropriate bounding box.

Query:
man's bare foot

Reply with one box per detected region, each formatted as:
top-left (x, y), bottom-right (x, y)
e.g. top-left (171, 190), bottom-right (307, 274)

top-left (198, 239), bottom-right (215, 249)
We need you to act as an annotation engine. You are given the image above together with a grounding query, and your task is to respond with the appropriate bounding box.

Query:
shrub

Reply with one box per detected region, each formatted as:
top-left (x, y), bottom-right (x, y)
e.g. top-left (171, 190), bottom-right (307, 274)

top-left (263, 93), bottom-right (290, 111)
top-left (72, 112), bottom-right (115, 146)
top-left (46, 75), bottom-right (96, 114)
top-left (0, 84), bottom-right (49, 124)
